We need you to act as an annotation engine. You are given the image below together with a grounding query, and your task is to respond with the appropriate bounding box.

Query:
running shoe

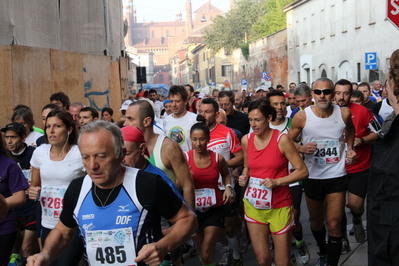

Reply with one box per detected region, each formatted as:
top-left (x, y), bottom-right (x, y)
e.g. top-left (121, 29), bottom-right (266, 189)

top-left (341, 237), bottom-right (351, 254)
top-left (290, 252), bottom-right (298, 266)
top-left (316, 252), bottom-right (327, 266)
top-left (296, 241), bottom-right (310, 264)
top-left (182, 244), bottom-right (198, 260)
top-left (232, 255), bottom-right (243, 266)
top-left (218, 247), bottom-right (233, 266)
top-left (8, 254), bottom-right (21, 266)
top-left (353, 222), bottom-right (366, 243)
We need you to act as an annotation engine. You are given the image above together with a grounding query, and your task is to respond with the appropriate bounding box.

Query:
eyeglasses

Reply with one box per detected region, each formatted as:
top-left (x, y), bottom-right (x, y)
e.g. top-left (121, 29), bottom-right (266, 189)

top-left (312, 89), bottom-right (332, 95)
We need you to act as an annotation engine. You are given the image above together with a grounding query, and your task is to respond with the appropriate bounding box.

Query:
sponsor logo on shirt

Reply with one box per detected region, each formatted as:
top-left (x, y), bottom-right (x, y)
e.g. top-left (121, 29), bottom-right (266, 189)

top-left (82, 214), bottom-right (95, 220)
top-left (118, 205), bottom-right (129, 212)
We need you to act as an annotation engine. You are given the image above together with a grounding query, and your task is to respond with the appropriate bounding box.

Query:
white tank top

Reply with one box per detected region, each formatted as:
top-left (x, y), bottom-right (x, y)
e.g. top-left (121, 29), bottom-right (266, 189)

top-left (302, 105), bottom-right (346, 179)
top-left (379, 99), bottom-right (394, 121)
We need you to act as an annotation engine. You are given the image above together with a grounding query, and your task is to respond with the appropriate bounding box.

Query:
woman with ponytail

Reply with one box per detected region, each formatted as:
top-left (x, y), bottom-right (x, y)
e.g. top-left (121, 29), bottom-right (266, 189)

top-left (28, 109), bottom-right (85, 266)
top-left (185, 115), bottom-right (234, 266)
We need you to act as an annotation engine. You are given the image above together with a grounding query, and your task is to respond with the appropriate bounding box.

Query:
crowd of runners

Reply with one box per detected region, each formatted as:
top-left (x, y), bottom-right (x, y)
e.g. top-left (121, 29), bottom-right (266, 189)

top-left (1, 49), bottom-right (399, 266)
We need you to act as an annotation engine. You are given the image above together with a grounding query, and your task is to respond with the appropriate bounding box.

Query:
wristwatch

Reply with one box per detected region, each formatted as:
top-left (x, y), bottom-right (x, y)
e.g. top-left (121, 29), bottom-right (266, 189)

top-left (360, 137), bottom-right (365, 144)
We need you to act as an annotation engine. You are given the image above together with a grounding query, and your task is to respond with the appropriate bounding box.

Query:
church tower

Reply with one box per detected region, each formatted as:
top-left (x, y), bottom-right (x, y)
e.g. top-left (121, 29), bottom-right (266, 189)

top-left (185, 0), bottom-right (193, 37)
top-left (175, 8), bottom-right (182, 21)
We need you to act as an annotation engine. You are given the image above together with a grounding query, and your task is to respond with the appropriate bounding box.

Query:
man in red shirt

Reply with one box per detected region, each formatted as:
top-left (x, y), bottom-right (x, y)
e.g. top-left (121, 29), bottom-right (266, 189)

top-left (334, 79), bottom-right (381, 252)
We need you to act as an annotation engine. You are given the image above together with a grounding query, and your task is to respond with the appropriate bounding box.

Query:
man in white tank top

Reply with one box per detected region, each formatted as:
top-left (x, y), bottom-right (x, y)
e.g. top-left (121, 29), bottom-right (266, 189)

top-left (288, 78), bottom-right (357, 266)
top-left (124, 101), bottom-right (195, 210)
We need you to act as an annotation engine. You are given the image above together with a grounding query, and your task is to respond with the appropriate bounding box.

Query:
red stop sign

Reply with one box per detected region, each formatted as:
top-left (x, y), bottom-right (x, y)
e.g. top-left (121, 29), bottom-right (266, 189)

top-left (388, 0), bottom-right (399, 30)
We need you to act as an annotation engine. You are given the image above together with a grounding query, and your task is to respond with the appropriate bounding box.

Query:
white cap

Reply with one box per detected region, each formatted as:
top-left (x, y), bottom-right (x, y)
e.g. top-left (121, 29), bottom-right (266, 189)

top-left (256, 86), bottom-right (267, 93)
top-left (198, 92), bottom-right (205, 99)
top-left (119, 100), bottom-right (133, 111)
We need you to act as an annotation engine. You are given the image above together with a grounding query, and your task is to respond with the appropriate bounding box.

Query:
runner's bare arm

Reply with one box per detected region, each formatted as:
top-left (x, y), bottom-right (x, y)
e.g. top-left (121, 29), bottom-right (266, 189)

top-left (341, 107), bottom-right (357, 162)
top-left (163, 139), bottom-right (195, 210)
top-left (29, 167), bottom-right (41, 200)
top-left (238, 135), bottom-right (249, 187)
top-left (135, 202), bottom-right (197, 266)
top-left (288, 111), bottom-right (317, 154)
top-left (27, 221), bottom-right (76, 266)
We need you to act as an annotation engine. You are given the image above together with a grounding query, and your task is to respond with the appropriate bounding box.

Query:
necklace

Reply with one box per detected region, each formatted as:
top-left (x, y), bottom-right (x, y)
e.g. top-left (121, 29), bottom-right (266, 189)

top-left (93, 177), bottom-right (119, 207)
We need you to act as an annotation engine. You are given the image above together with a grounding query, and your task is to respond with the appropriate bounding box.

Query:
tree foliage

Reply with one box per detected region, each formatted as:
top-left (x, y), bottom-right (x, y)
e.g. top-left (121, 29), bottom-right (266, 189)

top-left (203, 0), bottom-right (295, 54)
top-left (252, 0), bottom-right (295, 37)
top-left (204, 0), bottom-right (265, 54)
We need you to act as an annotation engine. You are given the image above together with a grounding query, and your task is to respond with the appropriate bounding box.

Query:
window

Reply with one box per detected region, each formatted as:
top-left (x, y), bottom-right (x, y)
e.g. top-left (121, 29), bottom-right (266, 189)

top-left (159, 74), bottom-right (163, 82)
top-left (320, 9), bottom-right (325, 39)
top-left (330, 5), bottom-right (335, 36)
top-left (342, 0), bottom-right (348, 32)
top-left (151, 31), bottom-right (155, 38)
top-left (222, 65), bottom-right (231, 76)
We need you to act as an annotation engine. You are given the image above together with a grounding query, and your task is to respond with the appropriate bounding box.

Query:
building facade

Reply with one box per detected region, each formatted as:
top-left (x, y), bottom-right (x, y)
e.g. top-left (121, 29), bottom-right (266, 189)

top-left (284, 0), bottom-right (399, 85)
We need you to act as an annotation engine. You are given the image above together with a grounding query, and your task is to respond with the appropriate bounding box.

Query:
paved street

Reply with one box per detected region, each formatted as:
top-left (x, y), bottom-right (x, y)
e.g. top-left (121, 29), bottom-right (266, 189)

top-left (185, 193), bottom-right (368, 265)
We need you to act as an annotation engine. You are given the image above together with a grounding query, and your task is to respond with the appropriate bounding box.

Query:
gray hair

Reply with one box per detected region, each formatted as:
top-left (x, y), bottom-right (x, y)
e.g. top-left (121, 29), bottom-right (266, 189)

top-left (294, 83), bottom-right (311, 98)
top-left (314, 77), bottom-right (334, 90)
top-left (78, 121), bottom-right (124, 159)
top-left (70, 101), bottom-right (86, 109)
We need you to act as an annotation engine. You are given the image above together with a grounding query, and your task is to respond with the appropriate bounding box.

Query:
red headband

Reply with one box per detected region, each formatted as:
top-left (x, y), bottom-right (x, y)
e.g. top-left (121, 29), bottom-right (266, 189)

top-left (121, 126), bottom-right (146, 143)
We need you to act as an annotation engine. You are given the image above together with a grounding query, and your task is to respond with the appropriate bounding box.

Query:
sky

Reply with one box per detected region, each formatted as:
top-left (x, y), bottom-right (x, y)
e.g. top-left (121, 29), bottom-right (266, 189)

top-left (130, 0), bottom-right (230, 23)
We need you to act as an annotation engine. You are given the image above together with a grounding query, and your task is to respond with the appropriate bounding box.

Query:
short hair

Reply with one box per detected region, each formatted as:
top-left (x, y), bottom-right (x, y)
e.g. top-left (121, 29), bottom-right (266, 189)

top-left (334, 79), bottom-right (353, 94)
top-left (101, 107), bottom-right (114, 117)
top-left (190, 115), bottom-right (210, 138)
top-left (13, 104), bottom-right (31, 112)
top-left (45, 109), bottom-right (77, 145)
top-left (70, 101), bottom-right (86, 109)
top-left (289, 82), bottom-right (296, 86)
top-left (212, 89), bottom-right (219, 94)
top-left (149, 89), bottom-right (157, 95)
top-left (218, 90), bottom-right (235, 104)
top-left (201, 98), bottom-right (219, 113)
top-left (42, 103), bottom-right (62, 112)
top-left (80, 107), bottom-right (99, 119)
top-left (130, 100), bottom-right (155, 126)
top-left (12, 108), bottom-right (35, 131)
top-left (314, 77), bottom-right (334, 89)
top-left (50, 92), bottom-right (70, 110)
top-left (248, 98), bottom-right (276, 121)
top-left (294, 83), bottom-right (311, 98)
top-left (184, 84), bottom-right (194, 93)
top-left (276, 84), bottom-right (283, 89)
top-left (358, 82), bottom-right (371, 91)
top-left (266, 90), bottom-right (285, 99)
top-left (352, 90), bottom-right (364, 102)
top-left (169, 85), bottom-right (188, 101)
top-left (79, 121), bottom-right (124, 159)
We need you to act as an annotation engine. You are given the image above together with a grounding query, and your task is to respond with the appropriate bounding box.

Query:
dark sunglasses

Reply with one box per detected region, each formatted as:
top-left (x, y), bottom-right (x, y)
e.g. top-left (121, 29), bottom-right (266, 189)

top-left (313, 89), bottom-right (332, 95)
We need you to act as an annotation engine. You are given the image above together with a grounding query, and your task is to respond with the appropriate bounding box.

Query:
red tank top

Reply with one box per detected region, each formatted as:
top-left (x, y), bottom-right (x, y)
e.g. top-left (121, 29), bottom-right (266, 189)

top-left (246, 130), bottom-right (292, 208)
top-left (186, 150), bottom-right (223, 207)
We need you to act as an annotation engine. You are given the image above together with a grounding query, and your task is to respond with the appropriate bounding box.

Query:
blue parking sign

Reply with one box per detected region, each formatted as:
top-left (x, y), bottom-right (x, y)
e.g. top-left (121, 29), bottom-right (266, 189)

top-left (365, 52), bottom-right (377, 70)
